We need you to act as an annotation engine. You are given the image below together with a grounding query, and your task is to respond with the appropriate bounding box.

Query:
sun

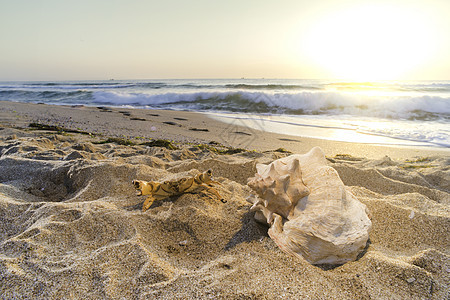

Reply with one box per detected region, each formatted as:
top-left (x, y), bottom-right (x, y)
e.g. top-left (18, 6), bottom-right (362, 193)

top-left (301, 3), bottom-right (437, 81)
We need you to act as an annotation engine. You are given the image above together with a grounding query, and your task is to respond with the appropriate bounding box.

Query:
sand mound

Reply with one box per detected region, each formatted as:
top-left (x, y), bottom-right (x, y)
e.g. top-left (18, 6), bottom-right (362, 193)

top-left (1, 130), bottom-right (449, 299)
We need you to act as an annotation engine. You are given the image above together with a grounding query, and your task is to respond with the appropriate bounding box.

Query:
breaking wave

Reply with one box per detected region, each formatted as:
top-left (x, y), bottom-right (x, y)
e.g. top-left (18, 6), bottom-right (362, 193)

top-left (92, 90), bottom-right (450, 121)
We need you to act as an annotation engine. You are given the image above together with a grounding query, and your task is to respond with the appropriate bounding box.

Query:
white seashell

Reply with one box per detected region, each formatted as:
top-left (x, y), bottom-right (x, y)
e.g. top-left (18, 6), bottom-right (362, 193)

top-left (247, 147), bottom-right (372, 265)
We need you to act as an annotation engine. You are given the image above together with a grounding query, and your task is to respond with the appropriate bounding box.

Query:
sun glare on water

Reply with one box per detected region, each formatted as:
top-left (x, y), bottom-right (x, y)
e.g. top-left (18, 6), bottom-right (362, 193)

top-left (302, 3), bottom-right (437, 81)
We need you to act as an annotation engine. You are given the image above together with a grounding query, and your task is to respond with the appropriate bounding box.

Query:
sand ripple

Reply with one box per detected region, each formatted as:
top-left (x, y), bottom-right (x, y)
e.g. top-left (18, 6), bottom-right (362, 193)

top-left (1, 129), bottom-right (449, 299)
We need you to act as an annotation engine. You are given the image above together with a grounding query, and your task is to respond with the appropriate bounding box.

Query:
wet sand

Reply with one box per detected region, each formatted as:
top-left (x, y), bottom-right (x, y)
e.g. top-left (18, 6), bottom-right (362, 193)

top-left (1, 100), bottom-right (449, 160)
top-left (0, 101), bottom-right (449, 299)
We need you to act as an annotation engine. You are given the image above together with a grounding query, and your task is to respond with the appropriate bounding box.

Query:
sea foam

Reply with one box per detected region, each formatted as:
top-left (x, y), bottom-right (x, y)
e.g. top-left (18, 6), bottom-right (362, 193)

top-left (92, 90), bottom-right (450, 120)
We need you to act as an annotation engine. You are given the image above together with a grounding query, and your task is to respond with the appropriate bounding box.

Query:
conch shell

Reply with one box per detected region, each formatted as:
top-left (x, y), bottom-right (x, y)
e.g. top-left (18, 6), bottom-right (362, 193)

top-left (247, 147), bottom-right (371, 265)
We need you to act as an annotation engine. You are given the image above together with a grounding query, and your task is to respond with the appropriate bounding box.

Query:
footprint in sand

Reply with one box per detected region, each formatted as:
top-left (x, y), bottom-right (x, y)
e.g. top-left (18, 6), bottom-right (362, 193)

top-left (233, 131), bottom-right (252, 136)
top-left (119, 111), bottom-right (132, 116)
top-left (189, 128), bottom-right (209, 132)
top-left (97, 107), bottom-right (113, 113)
top-left (279, 138), bottom-right (301, 142)
top-left (163, 121), bottom-right (182, 127)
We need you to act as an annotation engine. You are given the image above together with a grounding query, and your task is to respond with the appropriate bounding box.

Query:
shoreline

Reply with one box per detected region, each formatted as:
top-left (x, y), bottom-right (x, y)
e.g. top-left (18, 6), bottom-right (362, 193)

top-left (1, 100), bottom-right (448, 160)
top-left (207, 111), bottom-right (448, 148)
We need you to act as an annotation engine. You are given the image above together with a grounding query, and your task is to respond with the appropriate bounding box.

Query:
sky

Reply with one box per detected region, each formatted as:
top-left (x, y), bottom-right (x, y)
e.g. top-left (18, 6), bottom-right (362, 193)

top-left (0, 0), bottom-right (449, 81)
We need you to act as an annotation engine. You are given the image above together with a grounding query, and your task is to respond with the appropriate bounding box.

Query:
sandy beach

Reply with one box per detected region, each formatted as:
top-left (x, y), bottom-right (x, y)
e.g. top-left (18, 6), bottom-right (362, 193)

top-left (1, 101), bottom-right (449, 299)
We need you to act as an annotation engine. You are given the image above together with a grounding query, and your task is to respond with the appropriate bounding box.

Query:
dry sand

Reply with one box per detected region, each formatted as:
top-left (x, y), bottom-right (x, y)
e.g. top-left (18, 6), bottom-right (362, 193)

top-left (0, 101), bottom-right (449, 299)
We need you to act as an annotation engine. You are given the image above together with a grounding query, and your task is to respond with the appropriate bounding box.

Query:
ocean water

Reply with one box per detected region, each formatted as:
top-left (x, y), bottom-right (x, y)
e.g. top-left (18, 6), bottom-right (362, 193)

top-left (0, 79), bottom-right (449, 147)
